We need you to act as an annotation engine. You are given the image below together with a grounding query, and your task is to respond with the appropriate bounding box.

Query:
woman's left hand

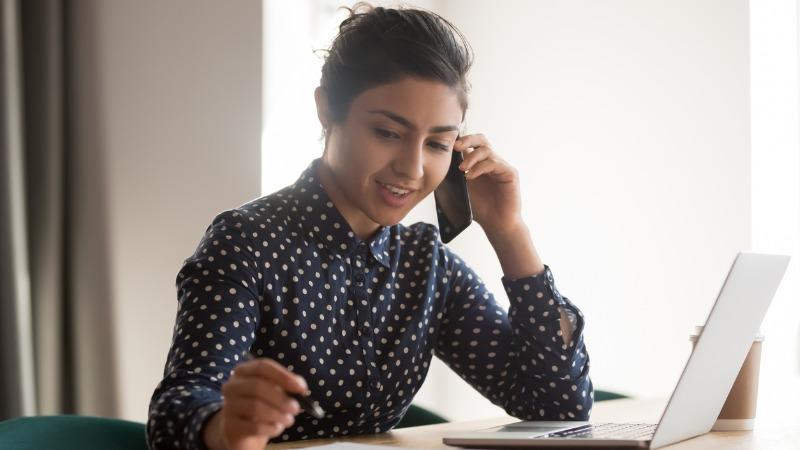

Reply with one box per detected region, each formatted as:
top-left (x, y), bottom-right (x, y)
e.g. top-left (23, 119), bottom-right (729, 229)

top-left (454, 133), bottom-right (523, 236)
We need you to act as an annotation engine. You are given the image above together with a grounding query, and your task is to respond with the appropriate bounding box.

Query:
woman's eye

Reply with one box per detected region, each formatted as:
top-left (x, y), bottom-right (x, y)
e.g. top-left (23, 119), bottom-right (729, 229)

top-left (374, 128), bottom-right (398, 139)
top-left (374, 128), bottom-right (448, 151)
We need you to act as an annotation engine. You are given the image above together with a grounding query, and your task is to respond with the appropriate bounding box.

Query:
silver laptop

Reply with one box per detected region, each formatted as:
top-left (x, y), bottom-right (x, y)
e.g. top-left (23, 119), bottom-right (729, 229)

top-left (443, 252), bottom-right (790, 449)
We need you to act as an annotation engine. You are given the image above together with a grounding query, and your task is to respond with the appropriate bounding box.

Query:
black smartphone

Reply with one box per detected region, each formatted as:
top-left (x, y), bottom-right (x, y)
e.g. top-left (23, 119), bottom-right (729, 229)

top-left (434, 147), bottom-right (473, 243)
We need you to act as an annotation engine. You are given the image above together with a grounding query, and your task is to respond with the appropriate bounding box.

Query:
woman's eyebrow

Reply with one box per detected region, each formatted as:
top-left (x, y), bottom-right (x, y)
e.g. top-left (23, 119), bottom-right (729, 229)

top-left (367, 109), bottom-right (459, 134)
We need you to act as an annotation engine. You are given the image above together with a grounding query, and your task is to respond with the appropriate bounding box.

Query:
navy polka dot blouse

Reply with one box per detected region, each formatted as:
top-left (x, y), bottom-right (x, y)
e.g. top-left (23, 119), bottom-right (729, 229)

top-left (147, 158), bottom-right (593, 450)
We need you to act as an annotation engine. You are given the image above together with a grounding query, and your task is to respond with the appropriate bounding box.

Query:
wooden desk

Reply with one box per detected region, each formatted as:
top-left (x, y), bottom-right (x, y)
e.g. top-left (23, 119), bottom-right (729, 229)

top-left (268, 396), bottom-right (800, 450)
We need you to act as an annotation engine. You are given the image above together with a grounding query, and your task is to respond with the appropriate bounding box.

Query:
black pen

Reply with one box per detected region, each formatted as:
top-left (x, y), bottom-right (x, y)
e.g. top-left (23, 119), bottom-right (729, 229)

top-left (243, 351), bottom-right (326, 419)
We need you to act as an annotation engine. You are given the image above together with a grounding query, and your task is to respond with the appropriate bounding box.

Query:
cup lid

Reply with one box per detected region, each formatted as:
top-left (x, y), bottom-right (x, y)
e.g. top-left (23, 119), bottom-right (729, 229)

top-left (688, 324), bottom-right (765, 342)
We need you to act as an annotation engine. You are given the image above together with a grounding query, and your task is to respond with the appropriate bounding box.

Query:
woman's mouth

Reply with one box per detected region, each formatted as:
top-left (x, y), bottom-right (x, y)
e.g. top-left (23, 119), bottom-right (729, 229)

top-left (376, 181), bottom-right (415, 207)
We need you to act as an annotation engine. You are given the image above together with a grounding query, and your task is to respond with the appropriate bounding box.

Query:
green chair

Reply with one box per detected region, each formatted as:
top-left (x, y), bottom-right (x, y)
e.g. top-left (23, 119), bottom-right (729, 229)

top-left (395, 404), bottom-right (449, 429)
top-left (0, 415), bottom-right (148, 450)
top-left (595, 389), bottom-right (630, 402)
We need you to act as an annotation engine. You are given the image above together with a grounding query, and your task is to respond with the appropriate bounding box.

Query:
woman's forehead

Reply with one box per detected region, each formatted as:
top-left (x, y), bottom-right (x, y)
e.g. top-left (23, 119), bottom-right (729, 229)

top-left (352, 78), bottom-right (464, 128)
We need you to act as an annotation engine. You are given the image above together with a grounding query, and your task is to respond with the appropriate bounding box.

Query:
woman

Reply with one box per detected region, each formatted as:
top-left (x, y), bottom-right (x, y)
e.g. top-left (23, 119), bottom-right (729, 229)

top-left (147, 3), bottom-right (592, 450)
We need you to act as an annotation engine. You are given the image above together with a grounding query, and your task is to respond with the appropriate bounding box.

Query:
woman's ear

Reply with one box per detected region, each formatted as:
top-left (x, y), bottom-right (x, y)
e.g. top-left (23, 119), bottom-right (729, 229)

top-left (314, 86), bottom-right (331, 131)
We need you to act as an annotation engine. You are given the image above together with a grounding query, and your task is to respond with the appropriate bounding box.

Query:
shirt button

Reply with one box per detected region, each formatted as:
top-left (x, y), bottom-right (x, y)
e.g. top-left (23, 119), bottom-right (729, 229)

top-left (370, 379), bottom-right (381, 389)
top-left (355, 273), bottom-right (365, 284)
top-left (360, 325), bottom-right (371, 335)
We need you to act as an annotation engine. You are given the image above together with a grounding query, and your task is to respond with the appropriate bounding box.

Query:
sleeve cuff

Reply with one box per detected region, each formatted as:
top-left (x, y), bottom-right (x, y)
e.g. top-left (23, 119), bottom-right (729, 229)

top-left (502, 265), bottom-right (565, 308)
top-left (187, 400), bottom-right (224, 450)
top-left (502, 264), bottom-right (586, 355)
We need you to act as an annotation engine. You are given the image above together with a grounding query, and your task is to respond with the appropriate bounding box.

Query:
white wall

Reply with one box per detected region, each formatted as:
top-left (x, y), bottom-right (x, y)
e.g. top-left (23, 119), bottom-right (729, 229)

top-left (69, 0), bottom-right (262, 420)
top-left (405, 0), bottom-right (753, 420)
top-left (749, 0), bottom-right (800, 415)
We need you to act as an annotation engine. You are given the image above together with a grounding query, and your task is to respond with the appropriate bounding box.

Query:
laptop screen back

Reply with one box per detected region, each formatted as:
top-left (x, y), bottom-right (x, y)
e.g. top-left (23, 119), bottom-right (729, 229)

top-left (650, 253), bottom-right (789, 449)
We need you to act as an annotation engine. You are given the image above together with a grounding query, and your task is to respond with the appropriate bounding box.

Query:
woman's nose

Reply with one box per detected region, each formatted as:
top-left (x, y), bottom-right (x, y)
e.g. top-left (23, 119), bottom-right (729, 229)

top-left (392, 142), bottom-right (425, 180)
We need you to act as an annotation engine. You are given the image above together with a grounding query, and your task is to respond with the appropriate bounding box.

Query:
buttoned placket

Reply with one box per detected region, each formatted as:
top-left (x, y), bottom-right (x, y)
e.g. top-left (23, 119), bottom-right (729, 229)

top-left (350, 242), bottom-right (382, 420)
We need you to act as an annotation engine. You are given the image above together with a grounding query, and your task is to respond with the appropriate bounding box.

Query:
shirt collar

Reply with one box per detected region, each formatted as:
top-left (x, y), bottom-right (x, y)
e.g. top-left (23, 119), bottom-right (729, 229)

top-left (290, 158), bottom-right (392, 268)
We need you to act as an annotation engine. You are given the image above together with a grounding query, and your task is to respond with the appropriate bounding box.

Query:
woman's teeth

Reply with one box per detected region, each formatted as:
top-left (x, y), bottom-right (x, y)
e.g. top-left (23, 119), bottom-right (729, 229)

top-left (381, 182), bottom-right (411, 196)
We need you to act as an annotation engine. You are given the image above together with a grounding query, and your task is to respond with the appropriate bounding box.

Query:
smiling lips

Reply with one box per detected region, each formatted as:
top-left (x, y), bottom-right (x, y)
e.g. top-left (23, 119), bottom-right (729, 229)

top-left (376, 180), bottom-right (417, 207)
top-left (377, 181), bottom-right (415, 195)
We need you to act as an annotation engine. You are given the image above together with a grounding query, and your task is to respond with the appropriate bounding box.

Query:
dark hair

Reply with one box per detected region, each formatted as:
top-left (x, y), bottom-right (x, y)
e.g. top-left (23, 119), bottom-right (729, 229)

top-left (316, 2), bottom-right (474, 143)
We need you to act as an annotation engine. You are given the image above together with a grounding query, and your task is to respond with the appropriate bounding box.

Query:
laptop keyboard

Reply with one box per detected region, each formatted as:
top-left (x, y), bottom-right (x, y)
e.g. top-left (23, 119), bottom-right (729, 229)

top-left (547, 423), bottom-right (656, 440)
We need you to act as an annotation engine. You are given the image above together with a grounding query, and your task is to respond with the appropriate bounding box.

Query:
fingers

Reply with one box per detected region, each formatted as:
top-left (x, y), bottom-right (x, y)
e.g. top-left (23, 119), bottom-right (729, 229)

top-left (465, 158), bottom-right (507, 180)
top-left (455, 133), bottom-right (493, 174)
top-left (453, 133), bottom-right (488, 153)
top-left (467, 158), bottom-right (518, 182)
top-left (459, 145), bottom-right (492, 173)
top-left (225, 397), bottom-right (296, 428)
top-left (221, 397), bottom-right (293, 448)
top-left (464, 158), bottom-right (495, 179)
top-left (453, 133), bottom-right (517, 182)
top-left (233, 357), bottom-right (308, 395)
top-left (220, 358), bottom-right (308, 447)
top-left (222, 376), bottom-right (301, 415)
top-left (225, 414), bottom-right (286, 441)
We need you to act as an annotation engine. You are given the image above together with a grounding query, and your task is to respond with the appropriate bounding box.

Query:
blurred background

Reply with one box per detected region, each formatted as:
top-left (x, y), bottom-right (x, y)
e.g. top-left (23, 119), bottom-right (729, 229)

top-left (1, 0), bottom-right (798, 425)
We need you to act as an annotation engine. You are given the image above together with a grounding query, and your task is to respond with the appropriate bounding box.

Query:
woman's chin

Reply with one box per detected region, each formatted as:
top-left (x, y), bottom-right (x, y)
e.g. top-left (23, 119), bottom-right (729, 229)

top-left (373, 212), bottom-right (405, 227)
top-left (367, 195), bottom-right (419, 226)
top-left (367, 204), bottom-right (412, 228)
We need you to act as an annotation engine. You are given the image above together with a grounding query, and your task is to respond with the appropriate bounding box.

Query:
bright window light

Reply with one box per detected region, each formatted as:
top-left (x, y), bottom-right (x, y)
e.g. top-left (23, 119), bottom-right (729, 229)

top-left (261, 0), bottom-right (349, 195)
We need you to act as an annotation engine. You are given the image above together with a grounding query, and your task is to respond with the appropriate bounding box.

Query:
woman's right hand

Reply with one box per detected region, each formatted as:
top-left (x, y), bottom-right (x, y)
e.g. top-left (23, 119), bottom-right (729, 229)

top-left (203, 357), bottom-right (309, 450)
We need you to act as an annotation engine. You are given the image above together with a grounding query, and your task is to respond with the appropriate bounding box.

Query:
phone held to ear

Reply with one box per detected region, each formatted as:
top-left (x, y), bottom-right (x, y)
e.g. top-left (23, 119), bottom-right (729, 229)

top-left (434, 145), bottom-right (473, 243)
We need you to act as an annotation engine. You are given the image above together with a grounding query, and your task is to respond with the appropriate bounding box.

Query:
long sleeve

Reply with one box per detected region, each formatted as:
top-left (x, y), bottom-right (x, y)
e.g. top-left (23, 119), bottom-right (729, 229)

top-left (147, 210), bottom-right (263, 450)
top-left (433, 247), bottom-right (593, 421)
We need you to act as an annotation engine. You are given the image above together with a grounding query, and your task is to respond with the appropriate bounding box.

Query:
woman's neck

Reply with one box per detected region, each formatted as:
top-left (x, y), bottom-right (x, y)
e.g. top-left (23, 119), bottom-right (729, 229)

top-left (316, 158), bottom-right (381, 242)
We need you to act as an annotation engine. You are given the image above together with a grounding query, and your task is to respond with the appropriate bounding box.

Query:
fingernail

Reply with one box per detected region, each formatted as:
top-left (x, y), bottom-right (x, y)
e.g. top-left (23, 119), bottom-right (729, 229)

top-left (291, 400), bottom-right (301, 413)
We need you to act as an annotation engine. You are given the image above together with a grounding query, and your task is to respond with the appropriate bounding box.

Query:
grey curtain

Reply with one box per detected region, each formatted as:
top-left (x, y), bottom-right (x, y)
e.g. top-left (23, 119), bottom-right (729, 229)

top-left (1, 0), bottom-right (85, 419)
top-left (1, 0), bottom-right (38, 420)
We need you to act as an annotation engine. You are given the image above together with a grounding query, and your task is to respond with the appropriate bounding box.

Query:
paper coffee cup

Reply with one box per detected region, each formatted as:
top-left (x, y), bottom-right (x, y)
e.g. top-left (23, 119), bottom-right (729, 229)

top-left (689, 325), bottom-right (764, 431)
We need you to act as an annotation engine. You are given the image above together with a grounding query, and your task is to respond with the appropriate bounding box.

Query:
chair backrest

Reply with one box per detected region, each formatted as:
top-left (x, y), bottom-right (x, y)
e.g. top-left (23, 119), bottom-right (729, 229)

top-left (0, 415), bottom-right (148, 450)
top-left (395, 404), bottom-right (448, 429)
top-left (594, 389), bottom-right (629, 402)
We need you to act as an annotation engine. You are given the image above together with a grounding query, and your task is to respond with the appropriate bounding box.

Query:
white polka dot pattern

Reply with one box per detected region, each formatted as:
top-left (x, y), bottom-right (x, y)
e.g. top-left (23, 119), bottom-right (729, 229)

top-left (146, 158), bottom-right (593, 450)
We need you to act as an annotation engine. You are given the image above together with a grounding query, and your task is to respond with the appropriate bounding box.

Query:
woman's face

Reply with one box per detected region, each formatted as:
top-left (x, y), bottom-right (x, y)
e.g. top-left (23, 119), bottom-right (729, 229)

top-left (316, 77), bottom-right (464, 237)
